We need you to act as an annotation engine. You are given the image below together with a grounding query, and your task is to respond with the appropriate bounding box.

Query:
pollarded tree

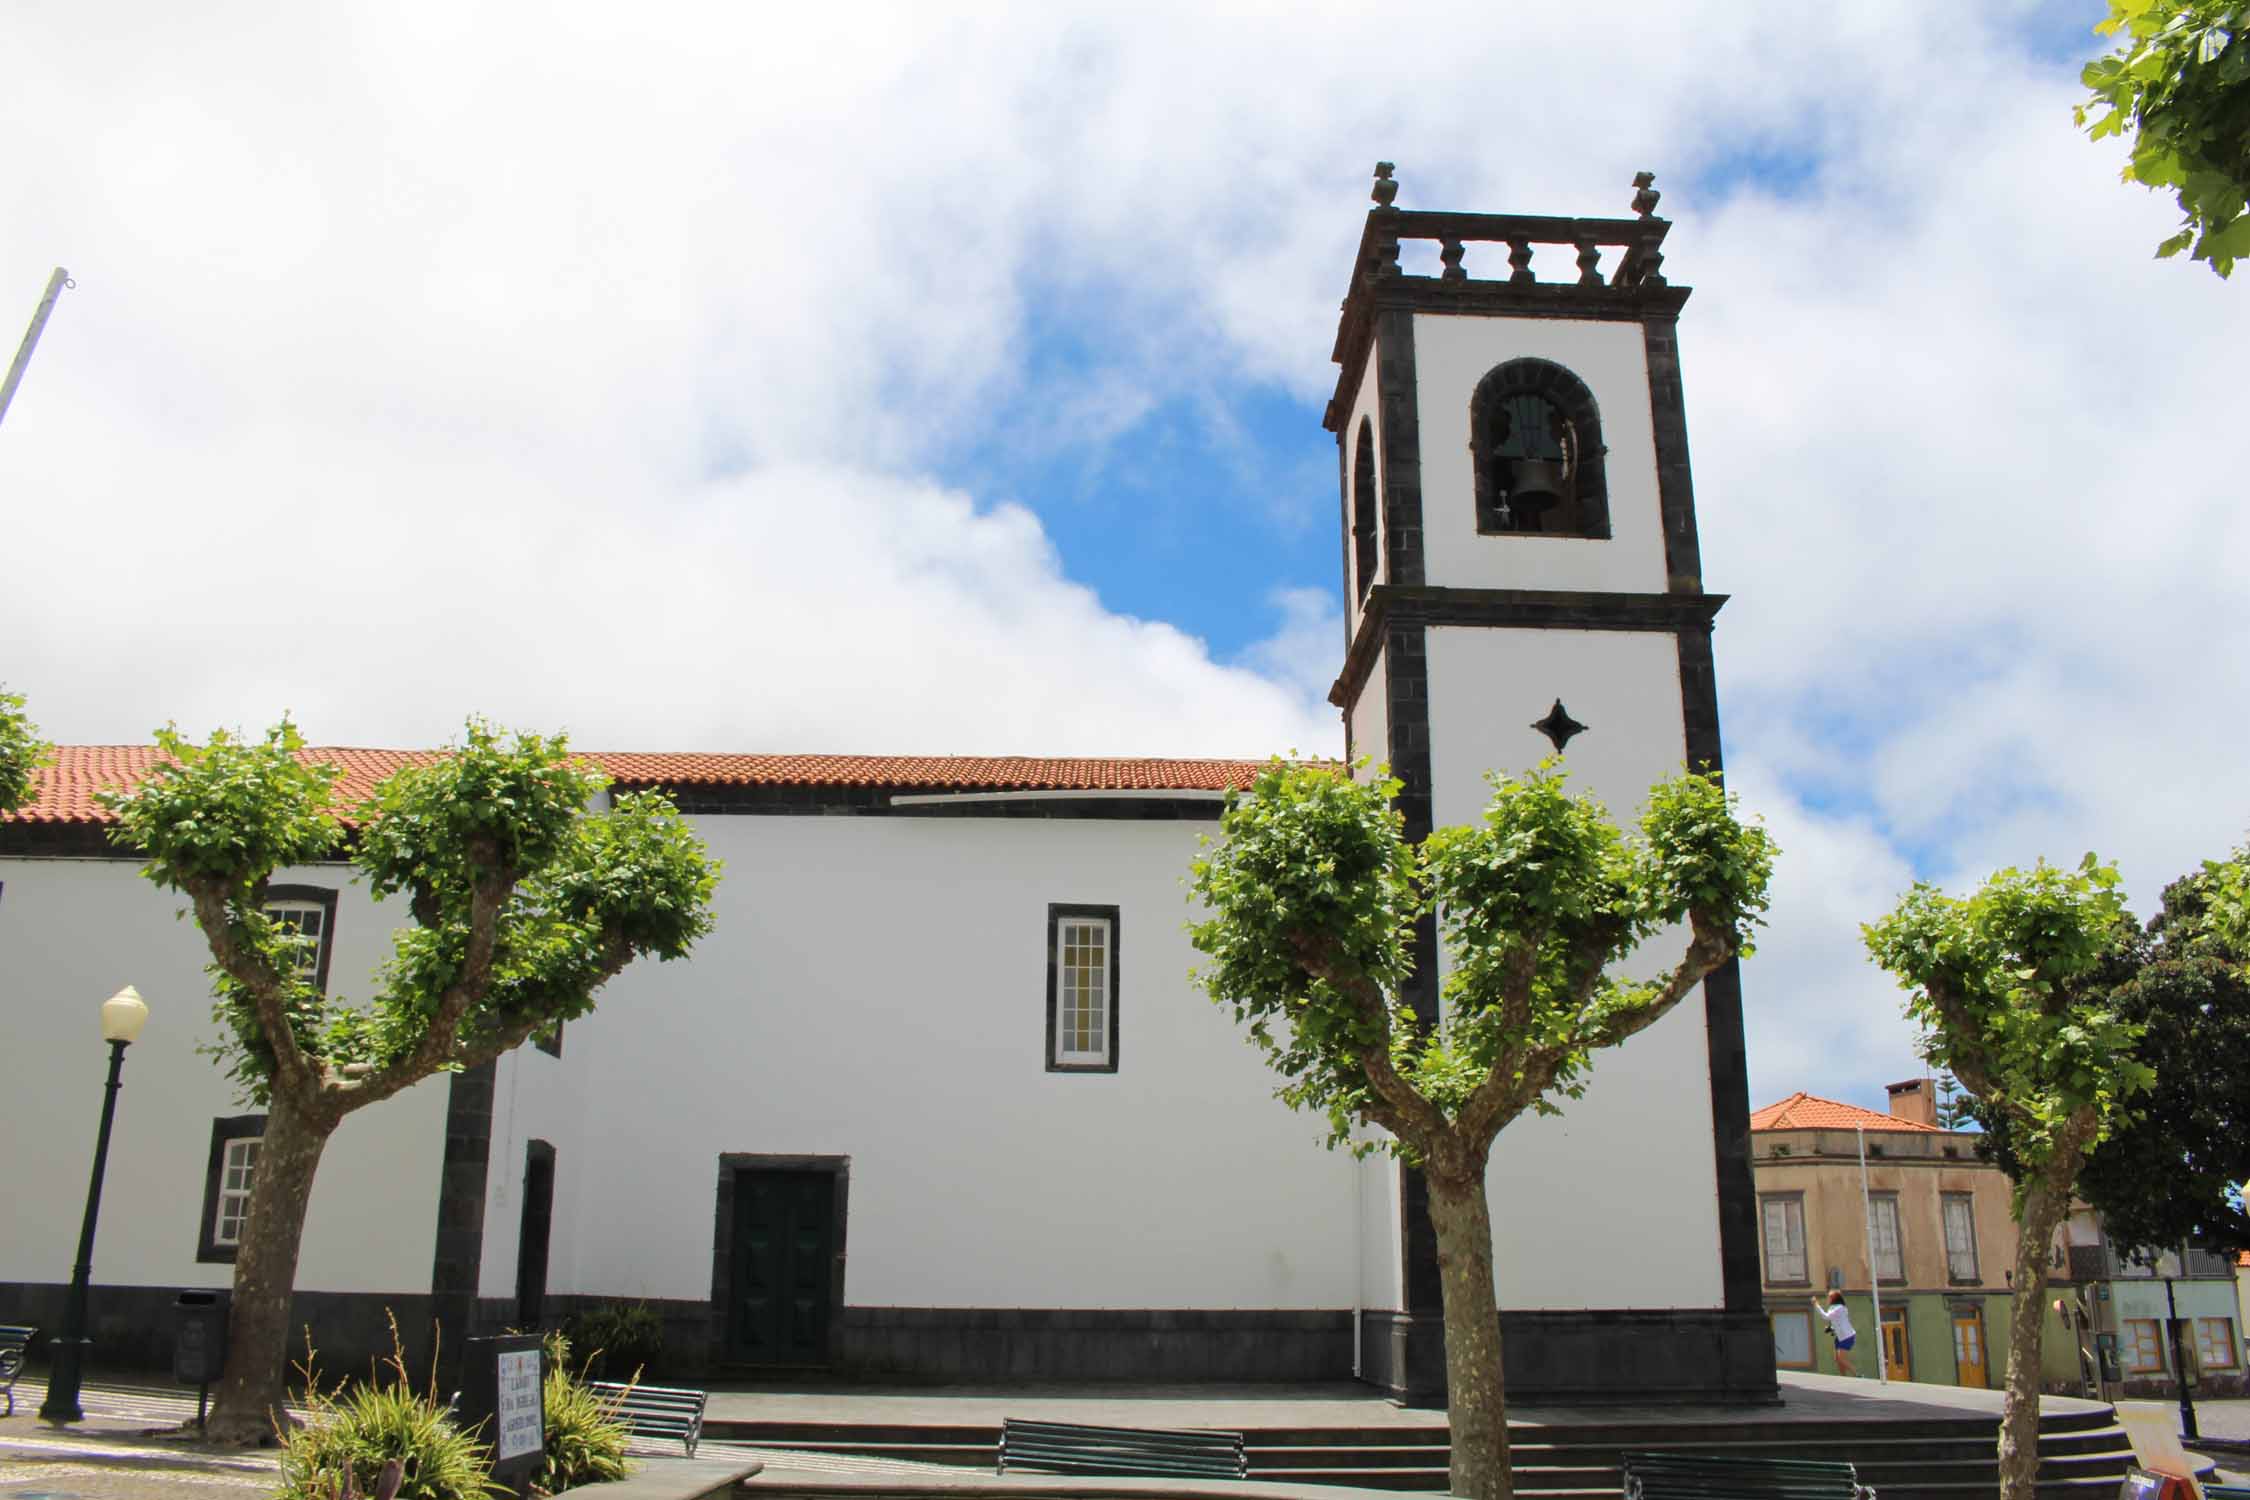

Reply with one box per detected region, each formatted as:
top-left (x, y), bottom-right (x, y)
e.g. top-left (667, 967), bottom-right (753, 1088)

top-left (1189, 761), bottom-right (1774, 1500)
top-left (0, 686), bottom-right (50, 814)
top-left (102, 719), bottom-right (721, 1444)
top-left (1864, 858), bottom-right (2149, 1500)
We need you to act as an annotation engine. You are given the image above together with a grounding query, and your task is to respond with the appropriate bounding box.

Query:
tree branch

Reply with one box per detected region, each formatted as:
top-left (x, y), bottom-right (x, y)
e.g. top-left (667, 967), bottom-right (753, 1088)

top-left (1920, 975), bottom-right (2007, 1110)
top-left (354, 846), bottom-right (516, 1103)
top-left (1285, 929), bottom-right (1453, 1153)
top-left (187, 877), bottom-right (321, 1102)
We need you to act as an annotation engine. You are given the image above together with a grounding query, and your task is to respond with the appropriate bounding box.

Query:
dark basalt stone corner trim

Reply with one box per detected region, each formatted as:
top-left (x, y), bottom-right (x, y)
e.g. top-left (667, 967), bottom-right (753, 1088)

top-left (428, 1060), bottom-right (498, 1374)
top-left (711, 1153), bottom-right (851, 1371)
top-left (1675, 625), bottom-right (1762, 1315)
top-left (831, 1307), bottom-right (1353, 1382)
top-left (1373, 309), bottom-right (1426, 590)
top-left (1643, 312), bottom-right (1705, 594)
top-left (1330, 586), bottom-right (1727, 709)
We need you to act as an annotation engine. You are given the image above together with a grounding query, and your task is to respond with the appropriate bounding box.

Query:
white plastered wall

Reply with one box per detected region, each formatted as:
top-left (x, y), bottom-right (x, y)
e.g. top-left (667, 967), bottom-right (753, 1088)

top-left (1412, 313), bottom-right (1669, 596)
top-left (0, 860), bottom-right (445, 1296)
top-left (1348, 651), bottom-right (1387, 773)
top-left (487, 812), bottom-right (1360, 1311)
top-left (1424, 627), bottom-right (1724, 1310)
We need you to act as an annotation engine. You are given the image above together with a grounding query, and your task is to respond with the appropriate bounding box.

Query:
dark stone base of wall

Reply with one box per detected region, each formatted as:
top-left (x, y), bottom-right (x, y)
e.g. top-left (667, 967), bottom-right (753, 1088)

top-left (0, 1281), bottom-right (438, 1389)
top-left (1359, 1306), bottom-right (1781, 1407)
top-left (4, 1283), bottom-right (1778, 1406)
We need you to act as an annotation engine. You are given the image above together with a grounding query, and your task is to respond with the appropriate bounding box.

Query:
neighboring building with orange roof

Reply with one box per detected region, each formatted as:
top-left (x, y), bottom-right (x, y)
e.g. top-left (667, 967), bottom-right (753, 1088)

top-left (1754, 1081), bottom-right (2024, 1391)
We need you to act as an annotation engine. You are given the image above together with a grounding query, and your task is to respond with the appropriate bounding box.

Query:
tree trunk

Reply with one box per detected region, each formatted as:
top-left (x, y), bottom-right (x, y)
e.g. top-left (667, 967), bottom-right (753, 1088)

top-left (204, 1092), bottom-right (336, 1444)
top-left (1426, 1166), bottom-right (1512, 1500)
top-left (1997, 1177), bottom-right (2067, 1500)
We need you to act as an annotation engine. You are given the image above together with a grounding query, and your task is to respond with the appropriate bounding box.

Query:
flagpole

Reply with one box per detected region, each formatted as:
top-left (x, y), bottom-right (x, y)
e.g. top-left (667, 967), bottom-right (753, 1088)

top-left (1859, 1125), bottom-right (1889, 1380)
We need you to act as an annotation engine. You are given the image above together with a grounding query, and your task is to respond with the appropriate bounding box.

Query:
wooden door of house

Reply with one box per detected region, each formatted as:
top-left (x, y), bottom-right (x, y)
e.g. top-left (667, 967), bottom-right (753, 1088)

top-left (725, 1169), bottom-right (836, 1366)
top-left (1881, 1308), bottom-right (1911, 1380)
top-left (1953, 1310), bottom-right (1988, 1388)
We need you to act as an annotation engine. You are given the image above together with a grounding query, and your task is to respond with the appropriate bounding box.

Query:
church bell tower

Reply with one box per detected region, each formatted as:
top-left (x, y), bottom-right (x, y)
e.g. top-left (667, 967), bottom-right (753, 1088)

top-left (1325, 166), bottom-right (1772, 1405)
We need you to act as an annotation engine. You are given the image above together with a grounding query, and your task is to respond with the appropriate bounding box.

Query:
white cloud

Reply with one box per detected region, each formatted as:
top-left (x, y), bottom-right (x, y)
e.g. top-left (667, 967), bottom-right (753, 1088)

top-left (4, 1), bottom-right (2244, 1111)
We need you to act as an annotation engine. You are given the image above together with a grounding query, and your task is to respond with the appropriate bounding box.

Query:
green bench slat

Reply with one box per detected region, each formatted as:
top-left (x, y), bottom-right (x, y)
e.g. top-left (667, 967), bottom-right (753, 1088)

top-left (1000, 1418), bottom-right (1246, 1480)
top-left (1622, 1450), bottom-right (1869, 1500)
top-left (588, 1381), bottom-right (708, 1458)
top-left (0, 1325), bottom-right (32, 1418)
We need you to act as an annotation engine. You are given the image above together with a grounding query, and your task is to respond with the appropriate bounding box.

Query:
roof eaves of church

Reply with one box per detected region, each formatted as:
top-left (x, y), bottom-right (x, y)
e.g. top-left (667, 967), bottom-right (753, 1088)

top-left (7, 745), bottom-right (1322, 825)
top-left (1749, 1090), bottom-right (1943, 1134)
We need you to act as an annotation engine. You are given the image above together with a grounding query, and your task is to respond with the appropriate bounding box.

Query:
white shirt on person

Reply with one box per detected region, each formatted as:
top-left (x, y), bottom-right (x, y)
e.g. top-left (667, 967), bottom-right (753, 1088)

top-left (1816, 1302), bottom-right (1855, 1342)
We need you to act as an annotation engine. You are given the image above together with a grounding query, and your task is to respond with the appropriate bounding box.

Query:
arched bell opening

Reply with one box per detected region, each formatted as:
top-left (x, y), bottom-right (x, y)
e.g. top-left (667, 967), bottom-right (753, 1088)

top-left (1469, 358), bottom-right (1611, 539)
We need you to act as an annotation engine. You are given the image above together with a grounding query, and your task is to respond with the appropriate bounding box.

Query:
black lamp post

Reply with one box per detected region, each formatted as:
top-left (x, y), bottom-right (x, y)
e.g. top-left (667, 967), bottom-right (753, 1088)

top-left (39, 985), bottom-right (149, 1424)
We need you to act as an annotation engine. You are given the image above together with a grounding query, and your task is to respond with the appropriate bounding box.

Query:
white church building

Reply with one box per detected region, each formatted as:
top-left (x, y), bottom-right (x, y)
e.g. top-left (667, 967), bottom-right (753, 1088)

top-left (0, 170), bottom-right (1773, 1406)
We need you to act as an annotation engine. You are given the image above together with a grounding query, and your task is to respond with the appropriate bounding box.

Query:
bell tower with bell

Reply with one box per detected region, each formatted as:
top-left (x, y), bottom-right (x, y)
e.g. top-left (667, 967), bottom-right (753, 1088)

top-left (1324, 166), bottom-right (1772, 1405)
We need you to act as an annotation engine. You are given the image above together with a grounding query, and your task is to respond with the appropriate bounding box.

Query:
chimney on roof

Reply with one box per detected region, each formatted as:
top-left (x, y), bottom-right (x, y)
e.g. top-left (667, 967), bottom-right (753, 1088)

top-left (1886, 1078), bottom-right (1937, 1128)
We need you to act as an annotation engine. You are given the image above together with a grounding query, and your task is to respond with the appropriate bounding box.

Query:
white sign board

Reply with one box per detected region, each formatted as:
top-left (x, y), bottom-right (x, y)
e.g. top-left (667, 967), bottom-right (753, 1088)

top-left (494, 1348), bottom-right (544, 1463)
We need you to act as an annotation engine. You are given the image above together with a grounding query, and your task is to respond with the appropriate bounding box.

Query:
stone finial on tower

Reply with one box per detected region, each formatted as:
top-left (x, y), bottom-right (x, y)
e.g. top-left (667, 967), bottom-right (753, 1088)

top-left (1631, 171), bottom-right (1661, 219)
top-left (1372, 162), bottom-right (1399, 209)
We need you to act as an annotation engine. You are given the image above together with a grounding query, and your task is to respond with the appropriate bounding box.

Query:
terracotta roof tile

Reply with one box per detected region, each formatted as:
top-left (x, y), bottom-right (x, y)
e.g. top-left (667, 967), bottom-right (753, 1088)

top-left (6, 746), bottom-right (1278, 825)
top-left (1749, 1091), bottom-right (1942, 1134)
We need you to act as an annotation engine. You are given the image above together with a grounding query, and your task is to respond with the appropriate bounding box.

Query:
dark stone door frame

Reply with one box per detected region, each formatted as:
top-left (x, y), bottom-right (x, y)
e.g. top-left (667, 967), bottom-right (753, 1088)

top-left (709, 1153), bottom-right (850, 1368)
top-left (515, 1139), bottom-right (556, 1327)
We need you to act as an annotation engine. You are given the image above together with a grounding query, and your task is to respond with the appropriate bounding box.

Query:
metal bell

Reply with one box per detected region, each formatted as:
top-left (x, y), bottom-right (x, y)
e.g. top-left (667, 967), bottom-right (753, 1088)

top-left (1508, 458), bottom-right (1566, 514)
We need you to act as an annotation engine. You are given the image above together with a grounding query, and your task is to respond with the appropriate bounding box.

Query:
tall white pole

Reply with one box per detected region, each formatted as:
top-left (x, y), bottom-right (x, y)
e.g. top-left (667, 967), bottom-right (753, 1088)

top-left (1859, 1126), bottom-right (1889, 1380)
top-left (0, 267), bottom-right (73, 431)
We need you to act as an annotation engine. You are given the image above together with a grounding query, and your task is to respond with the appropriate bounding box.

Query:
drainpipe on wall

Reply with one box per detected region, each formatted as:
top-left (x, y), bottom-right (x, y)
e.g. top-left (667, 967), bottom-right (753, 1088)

top-left (1858, 1127), bottom-right (1888, 1380)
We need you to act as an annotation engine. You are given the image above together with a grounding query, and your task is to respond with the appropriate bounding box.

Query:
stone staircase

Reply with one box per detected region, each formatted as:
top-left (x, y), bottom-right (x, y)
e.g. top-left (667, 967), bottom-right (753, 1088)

top-left (703, 1402), bottom-right (2137, 1499)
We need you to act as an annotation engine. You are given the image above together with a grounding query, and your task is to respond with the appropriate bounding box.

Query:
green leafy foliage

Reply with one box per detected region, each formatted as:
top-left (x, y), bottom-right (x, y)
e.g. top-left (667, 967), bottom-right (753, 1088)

top-left (278, 1321), bottom-right (499, 1500)
top-left (1188, 758), bottom-right (1774, 1153)
top-left (2077, 0), bottom-right (2250, 277)
top-left (533, 1332), bottom-right (633, 1496)
top-left (1972, 851), bottom-right (2250, 1254)
top-left (97, 718), bottom-right (721, 1105)
top-left (0, 686), bottom-right (52, 816)
top-left (562, 1300), bottom-right (665, 1381)
top-left (1863, 856), bottom-right (2150, 1170)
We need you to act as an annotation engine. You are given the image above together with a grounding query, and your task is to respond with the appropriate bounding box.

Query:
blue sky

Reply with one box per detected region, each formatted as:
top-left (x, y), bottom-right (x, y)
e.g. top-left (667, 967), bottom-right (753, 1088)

top-left (3, 1), bottom-right (2243, 1114)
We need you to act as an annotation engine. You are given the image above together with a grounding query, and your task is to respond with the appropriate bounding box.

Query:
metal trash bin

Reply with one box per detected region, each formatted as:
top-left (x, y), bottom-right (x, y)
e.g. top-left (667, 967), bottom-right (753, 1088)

top-left (174, 1290), bottom-right (229, 1386)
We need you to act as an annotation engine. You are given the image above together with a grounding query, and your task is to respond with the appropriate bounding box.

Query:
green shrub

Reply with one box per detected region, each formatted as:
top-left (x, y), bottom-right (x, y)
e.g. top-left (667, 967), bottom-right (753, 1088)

top-left (561, 1300), bottom-right (663, 1381)
top-left (278, 1318), bottom-right (498, 1500)
top-left (532, 1332), bottom-right (633, 1497)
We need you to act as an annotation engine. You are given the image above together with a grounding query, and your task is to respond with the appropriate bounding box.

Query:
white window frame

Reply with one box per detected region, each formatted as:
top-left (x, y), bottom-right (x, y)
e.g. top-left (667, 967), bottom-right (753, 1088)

top-left (2125, 1317), bottom-right (2166, 1373)
top-left (1046, 905), bottom-right (1119, 1073)
top-left (1870, 1193), bottom-right (1905, 1282)
top-left (265, 898), bottom-right (326, 979)
top-left (1761, 1195), bottom-right (1808, 1285)
top-left (1942, 1193), bottom-right (1980, 1282)
top-left (213, 1136), bottom-right (258, 1247)
top-left (1771, 1309), bottom-right (1815, 1369)
top-left (2198, 1317), bottom-right (2238, 1370)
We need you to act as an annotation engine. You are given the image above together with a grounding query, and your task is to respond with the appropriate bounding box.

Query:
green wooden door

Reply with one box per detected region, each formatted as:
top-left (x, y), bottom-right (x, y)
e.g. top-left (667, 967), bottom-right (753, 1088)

top-left (727, 1170), bottom-right (836, 1365)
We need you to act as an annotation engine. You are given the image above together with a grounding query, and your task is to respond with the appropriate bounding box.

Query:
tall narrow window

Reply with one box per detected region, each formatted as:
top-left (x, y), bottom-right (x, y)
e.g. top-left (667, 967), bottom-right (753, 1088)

top-left (197, 1114), bottom-right (266, 1262)
top-left (1942, 1193), bottom-right (1980, 1282)
top-left (1870, 1194), bottom-right (1904, 1282)
top-left (1761, 1195), bottom-right (1807, 1284)
top-left (263, 884), bottom-right (339, 993)
top-left (1046, 904), bottom-right (1120, 1073)
top-left (1351, 419), bottom-right (1379, 603)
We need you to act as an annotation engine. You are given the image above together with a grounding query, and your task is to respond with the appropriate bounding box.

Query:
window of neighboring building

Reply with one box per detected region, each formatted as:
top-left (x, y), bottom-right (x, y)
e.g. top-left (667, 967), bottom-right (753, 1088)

top-left (2125, 1318), bottom-right (2166, 1373)
top-left (1772, 1309), bottom-right (1815, 1370)
top-left (2198, 1318), bottom-right (2238, 1370)
top-left (1940, 1194), bottom-right (1979, 1282)
top-left (1870, 1193), bottom-right (1904, 1282)
top-left (536, 1019), bottom-right (564, 1058)
top-left (1046, 905), bottom-right (1119, 1073)
top-left (197, 1114), bottom-right (266, 1262)
top-left (263, 884), bottom-right (339, 992)
top-left (1761, 1195), bottom-right (1808, 1284)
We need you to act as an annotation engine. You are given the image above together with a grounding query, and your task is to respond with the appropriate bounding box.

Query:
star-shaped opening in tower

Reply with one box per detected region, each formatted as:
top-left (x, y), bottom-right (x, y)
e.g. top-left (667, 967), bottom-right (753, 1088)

top-left (1531, 698), bottom-right (1588, 753)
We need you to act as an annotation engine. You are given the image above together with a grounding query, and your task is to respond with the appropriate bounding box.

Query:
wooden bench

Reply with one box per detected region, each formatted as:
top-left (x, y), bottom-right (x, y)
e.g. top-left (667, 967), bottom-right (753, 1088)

top-left (588, 1381), bottom-right (708, 1459)
top-left (1621, 1451), bottom-right (1874, 1500)
top-left (998, 1418), bottom-right (1247, 1480)
top-left (0, 1325), bottom-right (32, 1418)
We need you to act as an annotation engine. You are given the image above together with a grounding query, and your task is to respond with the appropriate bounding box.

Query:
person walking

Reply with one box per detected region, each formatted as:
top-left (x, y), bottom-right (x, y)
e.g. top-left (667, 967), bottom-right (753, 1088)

top-left (1812, 1291), bottom-right (1858, 1376)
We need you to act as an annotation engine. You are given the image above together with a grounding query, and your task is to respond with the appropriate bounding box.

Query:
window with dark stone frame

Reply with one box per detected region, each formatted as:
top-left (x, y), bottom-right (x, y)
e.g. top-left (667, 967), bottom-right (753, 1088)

top-left (1468, 357), bottom-right (1612, 539)
top-left (1045, 904), bottom-right (1120, 1074)
top-left (197, 1114), bottom-right (267, 1263)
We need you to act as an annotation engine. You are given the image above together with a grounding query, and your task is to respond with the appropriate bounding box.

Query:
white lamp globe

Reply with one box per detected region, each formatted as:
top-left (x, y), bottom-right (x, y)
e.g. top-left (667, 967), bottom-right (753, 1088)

top-left (100, 985), bottom-right (149, 1045)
